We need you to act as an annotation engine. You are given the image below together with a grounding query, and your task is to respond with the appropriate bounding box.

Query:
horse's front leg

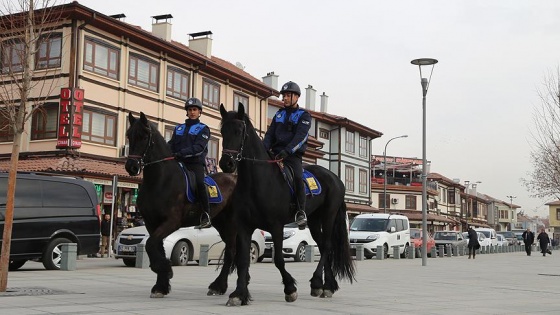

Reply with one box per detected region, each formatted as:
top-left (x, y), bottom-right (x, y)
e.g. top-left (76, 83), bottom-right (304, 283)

top-left (227, 231), bottom-right (252, 306)
top-left (271, 228), bottom-right (298, 302)
top-left (145, 235), bottom-right (173, 298)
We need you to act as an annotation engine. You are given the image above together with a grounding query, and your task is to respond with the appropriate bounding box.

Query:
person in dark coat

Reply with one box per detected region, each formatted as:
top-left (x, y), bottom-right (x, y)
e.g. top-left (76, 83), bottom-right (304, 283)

top-left (537, 228), bottom-right (551, 256)
top-left (168, 97), bottom-right (211, 228)
top-left (98, 213), bottom-right (111, 257)
top-left (467, 226), bottom-right (479, 259)
top-left (522, 228), bottom-right (535, 256)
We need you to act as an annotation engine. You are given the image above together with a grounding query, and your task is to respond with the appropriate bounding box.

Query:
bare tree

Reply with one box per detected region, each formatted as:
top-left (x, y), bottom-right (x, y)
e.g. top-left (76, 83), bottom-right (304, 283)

top-left (523, 67), bottom-right (560, 201)
top-left (0, 0), bottom-right (62, 291)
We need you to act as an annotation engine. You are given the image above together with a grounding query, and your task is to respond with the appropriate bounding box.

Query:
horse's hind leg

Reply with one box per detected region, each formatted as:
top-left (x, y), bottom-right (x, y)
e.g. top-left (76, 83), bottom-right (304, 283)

top-left (227, 231), bottom-right (252, 306)
top-left (146, 235), bottom-right (173, 298)
top-left (208, 240), bottom-right (235, 296)
top-left (308, 223), bottom-right (324, 297)
top-left (270, 229), bottom-right (298, 302)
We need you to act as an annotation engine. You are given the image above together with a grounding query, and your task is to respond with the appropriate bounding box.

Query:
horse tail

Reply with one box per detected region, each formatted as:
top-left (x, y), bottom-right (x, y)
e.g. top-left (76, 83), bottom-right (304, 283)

top-left (331, 202), bottom-right (356, 283)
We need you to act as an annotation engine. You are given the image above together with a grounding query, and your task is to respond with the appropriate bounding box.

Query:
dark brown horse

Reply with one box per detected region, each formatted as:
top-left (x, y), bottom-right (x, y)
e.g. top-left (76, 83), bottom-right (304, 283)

top-left (219, 104), bottom-right (356, 306)
top-left (124, 112), bottom-right (239, 299)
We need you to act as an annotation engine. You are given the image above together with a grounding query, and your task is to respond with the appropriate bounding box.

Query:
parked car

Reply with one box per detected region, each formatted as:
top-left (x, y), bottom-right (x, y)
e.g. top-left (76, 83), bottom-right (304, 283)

top-left (349, 213), bottom-right (411, 259)
top-left (115, 226), bottom-right (265, 266)
top-left (474, 228), bottom-right (498, 246)
top-left (0, 172), bottom-right (101, 271)
top-left (433, 231), bottom-right (467, 255)
top-left (496, 234), bottom-right (508, 247)
top-left (262, 222), bottom-right (318, 262)
top-left (515, 233), bottom-right (524, 245)
top-left (410, 228), bottom-right (435, 257)
top-left (462, 231), bottom-right (491, 248)
top-left (497, 231), bottom-right (517, 246)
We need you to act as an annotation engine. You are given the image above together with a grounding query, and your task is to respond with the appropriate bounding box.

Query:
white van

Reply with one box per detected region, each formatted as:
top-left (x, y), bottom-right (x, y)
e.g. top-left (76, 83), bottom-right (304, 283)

top-left (349, 213), bottom-right (411, 258)
top-left (474, 227), bottom-right (498, 246)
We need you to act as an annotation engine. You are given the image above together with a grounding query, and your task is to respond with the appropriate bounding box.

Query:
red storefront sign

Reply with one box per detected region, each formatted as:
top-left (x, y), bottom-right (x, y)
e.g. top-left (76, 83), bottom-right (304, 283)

top-left (56, 88), bottom-right (83, 149)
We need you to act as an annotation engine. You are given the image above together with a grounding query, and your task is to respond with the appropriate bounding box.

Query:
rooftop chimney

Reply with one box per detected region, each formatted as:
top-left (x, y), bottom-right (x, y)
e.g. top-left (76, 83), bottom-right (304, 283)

top-left (305, 85), bottom-right (316, 111)
top-left (320, 92), bottom-right (328, 113)
top-left (151, 14), bottom-right (173, 41)
top-left (188, 31), bottom-right (213, 58)
top-left (262, 71), bottom-right (279, 90)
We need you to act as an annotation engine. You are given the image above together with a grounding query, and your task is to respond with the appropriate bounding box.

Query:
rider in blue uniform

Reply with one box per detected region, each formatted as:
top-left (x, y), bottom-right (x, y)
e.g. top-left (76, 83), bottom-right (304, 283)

top-left (263, 81), bottom-right (311, 230)
top-left (168, 97), bottom-right (212, 228)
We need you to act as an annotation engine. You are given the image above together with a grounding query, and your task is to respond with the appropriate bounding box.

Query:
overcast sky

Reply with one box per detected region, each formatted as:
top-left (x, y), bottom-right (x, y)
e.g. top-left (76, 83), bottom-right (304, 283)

top-left (75, 0), bottom-right (560, 216)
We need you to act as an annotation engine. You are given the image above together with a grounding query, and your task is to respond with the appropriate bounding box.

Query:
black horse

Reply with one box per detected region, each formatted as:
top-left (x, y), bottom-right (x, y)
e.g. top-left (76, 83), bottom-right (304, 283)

top-left (219, 104), bottom-right (356, 306)
top-left (125, 112), bottom-right (240, 299)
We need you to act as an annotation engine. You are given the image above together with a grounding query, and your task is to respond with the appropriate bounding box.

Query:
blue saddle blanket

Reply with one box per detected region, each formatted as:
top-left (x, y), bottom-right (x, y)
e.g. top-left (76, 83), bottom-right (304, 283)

top-left (303, 169), bottom-right (322, 196)
top-left (179, 163), bottom-right (223, 204)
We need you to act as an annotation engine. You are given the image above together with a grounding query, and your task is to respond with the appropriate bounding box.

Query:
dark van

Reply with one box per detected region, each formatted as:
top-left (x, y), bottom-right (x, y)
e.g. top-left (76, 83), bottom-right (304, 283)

top-left (0, 172), bottom-right (101, 270)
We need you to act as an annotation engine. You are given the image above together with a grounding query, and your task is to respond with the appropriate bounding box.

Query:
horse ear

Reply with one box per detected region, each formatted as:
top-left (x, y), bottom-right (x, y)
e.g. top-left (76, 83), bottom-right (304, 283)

top-left (219, 103), bottom-right (228, 118)
top-left (139, 112), bottom-right (149, 127)
top-left (237, 102), bottom-right (245, 119)
top-left (128, 112), bottom-right (136, 125)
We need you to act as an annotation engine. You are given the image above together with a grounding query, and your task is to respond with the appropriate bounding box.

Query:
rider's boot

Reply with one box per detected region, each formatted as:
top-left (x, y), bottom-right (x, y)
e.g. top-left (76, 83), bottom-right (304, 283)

top-left (294, 179), bottom-right (307, 230)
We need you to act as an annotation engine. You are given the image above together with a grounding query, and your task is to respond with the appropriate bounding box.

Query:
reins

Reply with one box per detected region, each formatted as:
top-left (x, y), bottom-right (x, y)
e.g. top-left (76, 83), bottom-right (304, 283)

top-left (221, 119), bottom-right (282, 164)
top-left (127, 125), bottom-right (175, 175)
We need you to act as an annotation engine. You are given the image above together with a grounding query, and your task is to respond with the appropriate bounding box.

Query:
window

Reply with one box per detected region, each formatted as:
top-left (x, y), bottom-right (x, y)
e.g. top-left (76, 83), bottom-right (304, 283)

top-left (447, 188), bottom-right (456, 204)
top-left (345, 165), bottom-right (354, 192)
top-left (128, 54), bottom-right (159, 92)
top-left (1, 39), bottom-right (24, 73)
top-left (164, 126), bottom-right (175, 142)
top-left (0, 112), bottom-right (14, 142)
top-left (345, 130), bottom-right (355, 153)
top-left (202, 79), bottom-right (220, 109)
top-left (378, 193), bottom-right (389, 209)
top-left (83, 37), bottom-right (119, 79)
top-left (82, 109), bottom-right (117, 146)
top-left (359, 136), bottom-right (368, 157)
top-left (557, 209), bottom-right (560, 221)
top-left (206, 138), bottom-right (219, 174)
top-left (234, 92), bottom-right (249, 114)
top-left (166, 67), bottom-right (189, 100)
top-left (405, 195), bottom-right (417, 210)
top-left (319, 128), bottom-right (329, 139)
top-left (36, 33), bottom-right (62, 70)
top-left (31, 103), bottom-right (58, 140)
top-left (359, 169), bottom-right (368, 194)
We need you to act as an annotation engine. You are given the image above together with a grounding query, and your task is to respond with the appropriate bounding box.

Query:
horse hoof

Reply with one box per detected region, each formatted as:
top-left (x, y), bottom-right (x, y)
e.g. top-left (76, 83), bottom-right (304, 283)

top-left (207, 289), bottom-right (224, 296)
top-left (285, 291), bottom-right (298, 302)
top-left (320, 290), bottom-right (334, 298)
top-left (310, 288), bottom-right (323, 297)
top-left (150, 292), bottom-right (165, 298)
top-left (226, 297), bottom-right (242, 306)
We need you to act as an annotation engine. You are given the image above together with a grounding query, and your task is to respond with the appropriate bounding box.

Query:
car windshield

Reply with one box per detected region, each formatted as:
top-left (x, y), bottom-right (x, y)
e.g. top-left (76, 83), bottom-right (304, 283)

top-left (410, 229), bottom-right (422, 239)
top-left (350, 218), bottom-right (387, 232)
top-left (516, 234), bottom-right (523, 240)
top-left (462, 232), bottom-right (469, 239)
top-left (478, 231), bottom-right (491, 238)
top-left (434, 232), bottom-right (457, 240)
top-left (499, 231), bottom-right (515, 238)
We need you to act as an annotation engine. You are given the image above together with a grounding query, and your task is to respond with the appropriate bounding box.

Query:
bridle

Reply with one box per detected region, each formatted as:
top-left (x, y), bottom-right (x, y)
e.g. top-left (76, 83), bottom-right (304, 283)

top-left (127, 126), bottom-right (174, 175)
top-left (220, 119), bottom-right (282, 164)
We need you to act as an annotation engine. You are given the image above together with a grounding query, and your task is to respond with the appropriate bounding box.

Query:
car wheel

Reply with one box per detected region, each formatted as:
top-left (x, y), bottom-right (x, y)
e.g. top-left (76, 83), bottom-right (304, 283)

top-left (294, 243), bottom-right (306, 262)
top-left (250, 242), bottom-right (259, 264)
top-left (42, 237), bottom-right (72, 270)
top-left (123, 258), bottom-right (136, 267)
top-left (401, 243), bottom-right (409, 258)
top-left (171, 241), bottom-right (190, 266)
top-left (383, 244), bottom-right (389, 259)
top-left (365, 254), bottom-right (374, 259)
top-left (9, 259), bottom-right (26, 271)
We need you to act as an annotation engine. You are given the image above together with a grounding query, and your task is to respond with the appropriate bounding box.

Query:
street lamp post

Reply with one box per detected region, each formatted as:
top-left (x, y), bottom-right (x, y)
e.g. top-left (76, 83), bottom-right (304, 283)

top-left (506, 195), bottom-right (516, 231)
top-left (383, 135), bottom-right (408, 213)
top-left (411, 57), bottom-right (438, 267)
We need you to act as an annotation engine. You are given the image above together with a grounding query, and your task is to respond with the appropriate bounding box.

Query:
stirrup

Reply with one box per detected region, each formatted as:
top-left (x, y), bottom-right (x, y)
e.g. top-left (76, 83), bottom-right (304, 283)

top-left (295, 210), bottom-right (307, 230)
top-left (199, 212), bottom-right (212, 228)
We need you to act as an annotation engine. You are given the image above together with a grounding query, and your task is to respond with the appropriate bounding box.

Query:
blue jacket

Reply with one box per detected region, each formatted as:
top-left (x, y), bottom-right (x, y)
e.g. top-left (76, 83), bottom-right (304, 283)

top-left (168, 118), bottom-right (210, 165)
top-left (263, 106), bottom-right (311, 156)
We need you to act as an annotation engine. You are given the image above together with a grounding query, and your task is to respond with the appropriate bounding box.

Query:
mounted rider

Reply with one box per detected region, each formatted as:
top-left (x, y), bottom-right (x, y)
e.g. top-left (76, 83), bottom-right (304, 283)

top-left (168, 97), bottom-right (212, 228)
top-left (263, 81), bottom-right (311, 230)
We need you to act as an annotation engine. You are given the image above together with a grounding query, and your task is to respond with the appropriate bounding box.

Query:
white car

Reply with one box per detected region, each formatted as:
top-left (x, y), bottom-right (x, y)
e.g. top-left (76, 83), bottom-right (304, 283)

top-left (262, 223), bottom-right (318, 262)
top-left (463, 231), bottom-right (492, 248)
top-left (349, 213), bottom-right (411, 259)
top-left (496, 234), bottom-right (508, 246)
top-left (115, 226), bottom-right (265, 267)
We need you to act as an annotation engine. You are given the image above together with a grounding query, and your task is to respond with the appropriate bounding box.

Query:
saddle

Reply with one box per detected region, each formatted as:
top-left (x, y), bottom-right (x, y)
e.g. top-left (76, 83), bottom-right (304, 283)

top-left (278, 162), bottom-right (322, 196)
top-left (177, 162), bottom-right (223, 204)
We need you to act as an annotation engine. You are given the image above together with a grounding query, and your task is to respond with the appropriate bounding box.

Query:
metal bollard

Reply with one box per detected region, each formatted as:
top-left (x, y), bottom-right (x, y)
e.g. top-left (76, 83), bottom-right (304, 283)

top-left (199, 244), bottom-right (209, 267)
top-left (452, 245), bottom-right (458, 256)
top-left (305, 245), bottom-right (315, 262)
top-left (459, 245), bottom-right (464, 256)
top-left (376, 245), bottom-right (384, 260)
top-left (60, 243), bottom-right (77, 271)
top-left (408, 244), bottom-right (415, 259)
top-left (393, 246), bottom-right (400, 259)
top-left (135, 244), bottom-right (150, 269)
top-left (430, 246), bottom-right (437, 258)
top-left (438, 245), bottom-right (445, 258)
top-left (446, 245), bottom-right (452, 257)
top-left (355, 245), bottom-right (364, 261)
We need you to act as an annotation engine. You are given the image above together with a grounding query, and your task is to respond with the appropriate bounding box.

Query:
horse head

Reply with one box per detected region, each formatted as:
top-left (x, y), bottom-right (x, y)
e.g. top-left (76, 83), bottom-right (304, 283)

top-left (219, 103), bottom-right (248, 173)
top-left (125, 112), bottom-right (154, 176)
